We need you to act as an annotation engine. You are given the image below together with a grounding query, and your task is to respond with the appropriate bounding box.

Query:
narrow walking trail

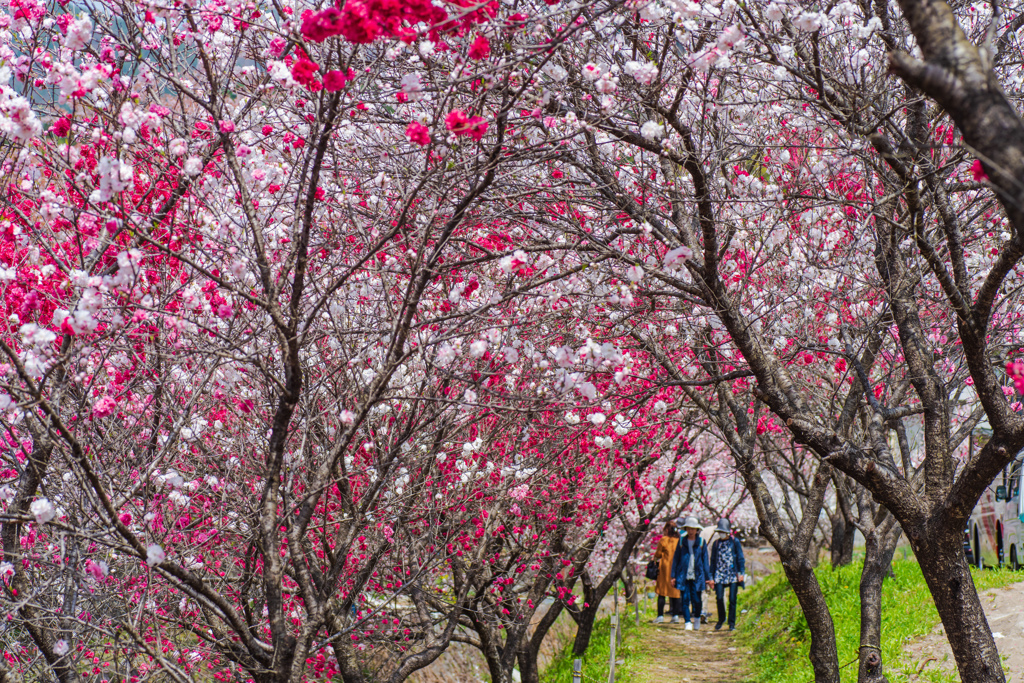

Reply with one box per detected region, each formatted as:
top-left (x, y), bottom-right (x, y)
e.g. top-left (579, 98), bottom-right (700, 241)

top-left (633, 623), bottom-right (750, 683)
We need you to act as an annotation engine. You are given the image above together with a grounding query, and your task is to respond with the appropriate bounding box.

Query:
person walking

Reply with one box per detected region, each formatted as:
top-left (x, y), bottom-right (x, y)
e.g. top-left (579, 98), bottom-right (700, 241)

top-left (671, 516), bottom-right (712, 630)
top-left (709, 518), bottom-right (745, 631)
top-left (653, 521), bottom-right (681, 623)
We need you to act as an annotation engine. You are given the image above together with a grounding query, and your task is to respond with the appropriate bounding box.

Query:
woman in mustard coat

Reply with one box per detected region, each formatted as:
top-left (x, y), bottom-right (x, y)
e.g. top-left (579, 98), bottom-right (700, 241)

top-left (653, 521), bottom-right (681, 623)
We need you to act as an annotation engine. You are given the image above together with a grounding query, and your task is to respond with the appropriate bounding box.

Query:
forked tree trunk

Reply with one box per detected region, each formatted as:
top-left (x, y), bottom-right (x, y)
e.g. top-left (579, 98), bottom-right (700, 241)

top-left (910, 521), bottom-right (1005, 683)
top-left (571, 604), bottom-right (599, 658)
top-left (857, 525), bottom-right (900, 683)
top-left (517, 599), bottom-right (564, 683)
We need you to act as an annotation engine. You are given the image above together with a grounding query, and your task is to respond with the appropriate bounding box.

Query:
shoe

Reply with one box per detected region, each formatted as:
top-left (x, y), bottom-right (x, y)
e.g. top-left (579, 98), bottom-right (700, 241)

top-left (654, 616), bottom-right (663, 624)
top-left (684, 622), bottom-right (693, 631)
top-left (729, 626), bottom-right (736, 631)
top-left (714, 622), bottom-right (724, 631)
top-left (671, 615), bottom-right (679, 624)
top-left (693, 623), bottom-right (700, 631)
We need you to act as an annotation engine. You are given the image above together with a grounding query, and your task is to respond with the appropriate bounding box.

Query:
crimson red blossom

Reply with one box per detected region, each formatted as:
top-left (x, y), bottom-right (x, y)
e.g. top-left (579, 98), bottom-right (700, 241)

top-left (970, 159), bottom-right (989, 181)
top-left (445, 109), bottom-right (488, 141)
top-left (322, 0), bottom-right (449, 44)
top-left (290, 51), bottom-right (319, 86)
top-left (406, 121), bottom-right (431, 145)
top-left (299, 7), bottom-right (345, 43)
top-left (1008, 361), bottom-right (1024, 395)
top-left (50, 117), bottom-right (70, 136)
top-left (322, 69), bottom-right (348, 92)
top-left (468, 34), bottom-right (490, 60)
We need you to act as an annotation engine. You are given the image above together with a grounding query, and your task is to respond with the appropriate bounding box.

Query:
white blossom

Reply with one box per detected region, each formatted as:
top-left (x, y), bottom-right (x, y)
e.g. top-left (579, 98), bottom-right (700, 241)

top-left (641, 121), bottom-right (664, 141)
top-left (623, 61), bottom-right (659, 85)
top-left (30, 498), bottom-right (56, 524)
top-left (146, 544), bottom-right (166, 567)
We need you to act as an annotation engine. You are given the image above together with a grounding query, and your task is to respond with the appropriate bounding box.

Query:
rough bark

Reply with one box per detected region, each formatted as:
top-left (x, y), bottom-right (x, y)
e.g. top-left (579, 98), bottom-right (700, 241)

top-left (516, 599), bottom-right (563, 683)
top-left (570, 602), bottom-right (600, 657)
top-left (830, 474), bottom-right (858, 569)
top-left (781, 561), bottom-right (842, 683)
top-left (831, 515), bottom-right (856, 569)
top-left (909, 518), bottom-right (1004, 683)
top-left (856, 507), bottom-right (902, 683)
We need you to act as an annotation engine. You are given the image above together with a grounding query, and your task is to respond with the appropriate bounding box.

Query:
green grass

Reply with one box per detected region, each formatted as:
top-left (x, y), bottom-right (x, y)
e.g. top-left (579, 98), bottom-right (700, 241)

top-left (544, 609), bottom-right (646, 683)
top-left (736, 558), bottom-right (1024, 683)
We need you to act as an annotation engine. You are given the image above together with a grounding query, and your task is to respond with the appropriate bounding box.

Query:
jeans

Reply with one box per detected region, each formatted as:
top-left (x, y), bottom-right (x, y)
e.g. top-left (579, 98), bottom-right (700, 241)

top-left (715, 582), bottom-right (738, 627)
top-left (680, 580), bottom-right (702, 627)
top-left (657, 595), bottom-right (683, 616)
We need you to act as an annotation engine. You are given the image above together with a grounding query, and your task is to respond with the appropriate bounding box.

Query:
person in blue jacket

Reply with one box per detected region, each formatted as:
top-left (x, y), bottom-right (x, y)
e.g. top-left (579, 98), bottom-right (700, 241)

top-left (671, 516), bottom-right (713, 630)
top-left (709, 518), bottom-right (746, 631)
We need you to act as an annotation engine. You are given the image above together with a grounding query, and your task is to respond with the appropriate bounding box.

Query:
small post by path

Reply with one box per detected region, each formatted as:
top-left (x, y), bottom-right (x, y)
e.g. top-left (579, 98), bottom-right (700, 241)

top-left (616, 581), bottom-right (622, 647)
top-left (572, 659), bottom-right (582, 683)
top-left (635, 590), bottom-right (639, 628)
top-left (608, 614), bottom-right (618, 683)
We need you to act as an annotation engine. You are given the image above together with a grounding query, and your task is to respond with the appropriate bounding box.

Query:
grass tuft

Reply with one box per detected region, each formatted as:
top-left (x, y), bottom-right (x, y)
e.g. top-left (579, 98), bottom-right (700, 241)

top-left (543, 610), bottom-right (645, 683)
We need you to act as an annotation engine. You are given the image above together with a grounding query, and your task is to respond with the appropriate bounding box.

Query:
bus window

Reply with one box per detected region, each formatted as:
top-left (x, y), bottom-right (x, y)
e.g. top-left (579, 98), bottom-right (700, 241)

top-left (1012, 461), bottom-right (1023, 500)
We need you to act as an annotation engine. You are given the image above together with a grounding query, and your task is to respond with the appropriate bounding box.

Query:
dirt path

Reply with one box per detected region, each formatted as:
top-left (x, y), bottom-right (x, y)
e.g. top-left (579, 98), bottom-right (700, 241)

top-left (903, 580), bottom-right (1024, 682)
top-left (633, 622), bottom-right (749, 683)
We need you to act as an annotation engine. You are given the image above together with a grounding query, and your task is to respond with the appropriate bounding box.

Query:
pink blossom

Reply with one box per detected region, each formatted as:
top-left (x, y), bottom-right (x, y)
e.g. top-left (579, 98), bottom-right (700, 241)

top-left (219, 120), bottom-right (235, 133)
top-left (92, 396), bottom-right (117, 419)
top-left (63, 16), bottom-right (92, 50)
top-left (84, 559), bottom-right (109, 581)
top-left (268, 37), bottom-right (287, 56)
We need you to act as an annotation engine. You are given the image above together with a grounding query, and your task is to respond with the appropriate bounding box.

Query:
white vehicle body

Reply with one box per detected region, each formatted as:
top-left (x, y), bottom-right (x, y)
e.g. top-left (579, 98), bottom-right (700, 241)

top-left (968, 433), bottom-right (1024, 569)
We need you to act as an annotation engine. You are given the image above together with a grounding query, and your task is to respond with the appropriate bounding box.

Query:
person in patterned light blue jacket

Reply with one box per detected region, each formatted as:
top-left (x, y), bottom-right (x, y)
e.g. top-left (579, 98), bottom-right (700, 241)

top-left (709, 518), bottom-right (745, 631)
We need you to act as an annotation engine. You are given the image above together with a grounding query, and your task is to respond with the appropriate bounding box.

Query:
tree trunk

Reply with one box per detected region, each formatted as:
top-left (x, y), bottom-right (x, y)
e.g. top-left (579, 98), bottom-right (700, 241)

top-left (910, 522), bottom-right (1005, 683)
top-left (831, 514), bottom-right (856, 568)
top-left (857, 526), bottom-right (900, 683)
top-left (780, 560), bottom-right (841, 683)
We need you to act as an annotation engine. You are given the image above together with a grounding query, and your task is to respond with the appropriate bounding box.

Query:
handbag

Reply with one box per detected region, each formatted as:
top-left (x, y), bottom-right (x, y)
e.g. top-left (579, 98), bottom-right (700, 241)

top-left (645, 559), bottom-right (659, 580)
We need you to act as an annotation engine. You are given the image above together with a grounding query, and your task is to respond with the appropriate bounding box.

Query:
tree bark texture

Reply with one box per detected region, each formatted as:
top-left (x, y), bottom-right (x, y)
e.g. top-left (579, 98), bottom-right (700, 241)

top-left (909, 520), bottom-right (1005, 683)
top-left (857, 520), bottom-right (901, 683)
top-left (781, 561), bottom-right (842, 683)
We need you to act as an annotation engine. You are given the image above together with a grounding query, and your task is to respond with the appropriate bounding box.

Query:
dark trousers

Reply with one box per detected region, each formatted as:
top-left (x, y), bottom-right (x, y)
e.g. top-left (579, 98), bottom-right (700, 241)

top-left (657, 595), bottom-right (683, 616)
top-left (680, 580), bottom-right (702, 626)
top-left (715, 582), bottom-right (738, 627)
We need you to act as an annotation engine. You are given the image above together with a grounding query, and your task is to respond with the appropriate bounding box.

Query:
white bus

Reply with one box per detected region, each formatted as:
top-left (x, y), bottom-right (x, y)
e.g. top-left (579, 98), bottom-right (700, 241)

top-left (967, 430), bottom-right (1024, 569)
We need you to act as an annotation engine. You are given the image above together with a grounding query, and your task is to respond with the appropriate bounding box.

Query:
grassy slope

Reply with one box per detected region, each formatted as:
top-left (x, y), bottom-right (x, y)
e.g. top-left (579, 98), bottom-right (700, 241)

top-left (736, 558), bottom-right (1023, 683)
